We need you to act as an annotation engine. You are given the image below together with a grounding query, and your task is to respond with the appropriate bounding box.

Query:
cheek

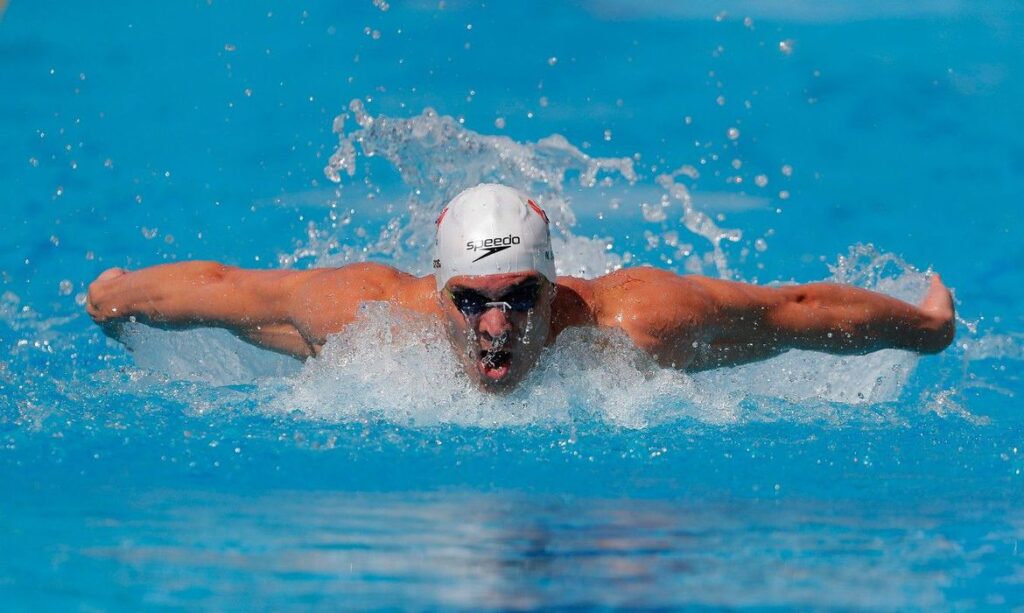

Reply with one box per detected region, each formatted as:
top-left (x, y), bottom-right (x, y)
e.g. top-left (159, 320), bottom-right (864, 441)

top-left (444, 313), bottom-right (476, 346)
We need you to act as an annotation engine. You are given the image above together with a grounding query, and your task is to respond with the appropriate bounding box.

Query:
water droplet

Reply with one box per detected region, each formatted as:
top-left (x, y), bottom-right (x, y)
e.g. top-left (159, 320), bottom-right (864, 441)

top-left (547, 56), bottom-right (558, 66)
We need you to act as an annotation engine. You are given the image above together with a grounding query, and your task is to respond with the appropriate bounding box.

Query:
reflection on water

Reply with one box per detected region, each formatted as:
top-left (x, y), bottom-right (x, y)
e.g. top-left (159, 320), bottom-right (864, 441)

top-left (6, 488), bottom-right (1021, 609)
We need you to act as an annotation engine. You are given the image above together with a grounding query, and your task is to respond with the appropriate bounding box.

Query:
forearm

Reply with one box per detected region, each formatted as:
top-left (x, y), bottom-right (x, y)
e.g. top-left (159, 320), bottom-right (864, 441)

top-left (768, 283), bottom-right (953, 354)
top-left (87, 261), bottom-right (285, 328)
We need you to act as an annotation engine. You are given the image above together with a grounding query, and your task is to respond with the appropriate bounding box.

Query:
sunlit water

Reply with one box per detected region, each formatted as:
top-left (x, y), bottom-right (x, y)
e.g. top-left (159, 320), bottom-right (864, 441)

top-left (2, 0), bottom-right (1023, 609)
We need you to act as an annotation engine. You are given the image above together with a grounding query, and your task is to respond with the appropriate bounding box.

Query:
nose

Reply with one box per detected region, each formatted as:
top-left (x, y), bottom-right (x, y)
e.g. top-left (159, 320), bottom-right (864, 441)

top-left (477, 307), bottom-right (512, 346)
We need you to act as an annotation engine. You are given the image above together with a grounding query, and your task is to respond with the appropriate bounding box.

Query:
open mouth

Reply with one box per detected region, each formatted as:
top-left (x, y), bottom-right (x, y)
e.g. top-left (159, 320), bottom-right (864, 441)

top-left (478, 349), bottom-right (512, 381)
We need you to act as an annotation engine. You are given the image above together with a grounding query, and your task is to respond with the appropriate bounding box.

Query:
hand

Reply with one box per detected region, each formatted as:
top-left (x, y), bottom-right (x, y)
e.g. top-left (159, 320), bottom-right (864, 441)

top-left (86, 268), bottom-right (133, 343)
top-left (916, 274), bottom-right (956, 353)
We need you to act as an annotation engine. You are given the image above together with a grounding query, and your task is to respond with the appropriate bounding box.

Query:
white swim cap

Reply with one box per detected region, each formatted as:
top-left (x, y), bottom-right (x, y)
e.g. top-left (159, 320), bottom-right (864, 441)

top-left (433, 183), bottom-right (556, 289)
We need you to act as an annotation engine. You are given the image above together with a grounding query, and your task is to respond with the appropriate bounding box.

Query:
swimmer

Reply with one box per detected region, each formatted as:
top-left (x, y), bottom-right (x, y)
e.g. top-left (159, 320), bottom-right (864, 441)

top-left (86, 183), bottom-right (955, 391)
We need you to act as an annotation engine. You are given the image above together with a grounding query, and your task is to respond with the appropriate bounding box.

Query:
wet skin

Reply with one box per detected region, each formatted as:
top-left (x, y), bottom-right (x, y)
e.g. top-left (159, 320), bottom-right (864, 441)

top-left (440, 273), bottom-right (554, 390)
top-left (86, 261), bottom-right (956, 391)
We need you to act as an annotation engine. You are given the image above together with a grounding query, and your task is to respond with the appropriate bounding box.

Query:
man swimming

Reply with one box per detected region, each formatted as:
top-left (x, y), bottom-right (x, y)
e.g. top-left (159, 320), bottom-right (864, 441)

top-left (86, 183), bottom-right (955, 391)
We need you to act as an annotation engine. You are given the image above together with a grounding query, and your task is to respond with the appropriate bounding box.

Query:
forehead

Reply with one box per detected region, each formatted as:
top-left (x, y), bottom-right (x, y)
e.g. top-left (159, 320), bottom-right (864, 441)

top-left (445, 272), bottom-right (543, 293)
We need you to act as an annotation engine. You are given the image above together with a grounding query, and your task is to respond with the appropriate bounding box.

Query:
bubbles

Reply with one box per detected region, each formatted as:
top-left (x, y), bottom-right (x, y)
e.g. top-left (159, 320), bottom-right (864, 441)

top-left (84, 105), bottom-right (984, 431)
top-left (493, 117), bottom-right (506, 129)
top-left (264, 258), bottom-right (934, 428)
top-left (656, 165), bottom-right (741, 278)
top-left (319, 101), bottom-right (636, 275)
top-left (727, 127), bottom-right (740, 140)
top-left (778, 39), bottom-right (795, 55)
top-left (58, 280), bottom-right (73, 296)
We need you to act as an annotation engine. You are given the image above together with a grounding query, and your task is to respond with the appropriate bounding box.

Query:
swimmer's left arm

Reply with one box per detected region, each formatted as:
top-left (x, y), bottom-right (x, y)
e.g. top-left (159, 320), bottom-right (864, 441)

top-left (594, 267), bottom-right (955, 370)
top-left (683, 274), bottom-right (956, 370)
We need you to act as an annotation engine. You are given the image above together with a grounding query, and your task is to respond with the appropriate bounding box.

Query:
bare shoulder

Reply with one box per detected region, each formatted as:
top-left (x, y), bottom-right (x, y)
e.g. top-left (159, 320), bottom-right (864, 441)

top-left (587, 267), bottom-right (715, 325)
top-left (554, 268), bottom-right (716, 361)
top-left (289, 263), bottom-right (437, 340)
top-left (297, 262), bottom-right (417, 293)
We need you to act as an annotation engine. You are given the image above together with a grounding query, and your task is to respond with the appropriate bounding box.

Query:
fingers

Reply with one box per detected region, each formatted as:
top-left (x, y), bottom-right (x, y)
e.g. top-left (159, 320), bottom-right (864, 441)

top-left (86, 268), bottom-right (130, 323)
top-left (97, 267), bottom-right (127, 282)
top-left (916, 272), bottom-right (955, 353)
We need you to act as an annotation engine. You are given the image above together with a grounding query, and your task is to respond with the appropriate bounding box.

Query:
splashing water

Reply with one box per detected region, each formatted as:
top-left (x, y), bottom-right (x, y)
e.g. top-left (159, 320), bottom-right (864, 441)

top-left (84, 103), bottom-right (997, 428)
top-left (318, 100), bottom-right (641, 277)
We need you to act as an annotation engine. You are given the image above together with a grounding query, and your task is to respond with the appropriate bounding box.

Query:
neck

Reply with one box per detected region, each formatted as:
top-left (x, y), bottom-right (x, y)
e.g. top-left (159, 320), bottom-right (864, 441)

top-left (548, 278), bottom-right (596, 344)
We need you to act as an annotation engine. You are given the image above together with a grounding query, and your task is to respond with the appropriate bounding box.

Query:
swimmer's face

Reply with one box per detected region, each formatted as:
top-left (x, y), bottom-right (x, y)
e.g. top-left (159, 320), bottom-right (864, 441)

top-left (440, 272), bottom-right (554, 392)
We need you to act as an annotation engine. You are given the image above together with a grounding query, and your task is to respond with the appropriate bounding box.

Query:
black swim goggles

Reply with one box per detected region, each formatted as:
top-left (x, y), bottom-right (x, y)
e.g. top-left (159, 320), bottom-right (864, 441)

top-left (446, 282), bottom-right (541, 317)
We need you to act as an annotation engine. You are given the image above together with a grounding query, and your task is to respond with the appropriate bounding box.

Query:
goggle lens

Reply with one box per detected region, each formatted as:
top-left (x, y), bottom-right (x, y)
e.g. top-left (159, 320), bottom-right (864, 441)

top-left (448, 284), bottom-right (540, 317)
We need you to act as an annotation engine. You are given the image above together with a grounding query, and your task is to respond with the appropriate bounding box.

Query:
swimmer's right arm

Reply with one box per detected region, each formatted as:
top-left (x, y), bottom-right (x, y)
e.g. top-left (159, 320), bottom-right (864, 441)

top-left (85, 262), bottom-right (395, 359)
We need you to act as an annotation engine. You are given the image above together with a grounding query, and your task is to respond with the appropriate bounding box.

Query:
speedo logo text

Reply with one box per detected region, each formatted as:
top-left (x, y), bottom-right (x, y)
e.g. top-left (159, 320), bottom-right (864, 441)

top-left (467, 235), bottom-right (520, 262)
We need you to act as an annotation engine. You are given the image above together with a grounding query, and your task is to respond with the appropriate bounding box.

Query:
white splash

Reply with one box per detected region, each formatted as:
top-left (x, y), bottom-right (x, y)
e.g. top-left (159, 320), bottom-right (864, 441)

top-left (265, 245), bottom-right (937, 429)
top-left (100, 105), bottom-right (985, 428)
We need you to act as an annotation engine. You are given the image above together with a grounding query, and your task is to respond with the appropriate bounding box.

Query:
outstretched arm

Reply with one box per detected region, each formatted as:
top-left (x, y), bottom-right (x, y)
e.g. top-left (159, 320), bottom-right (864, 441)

top-left (685, 274), bottom-right (955, 370)
top-left (593, 267), bottom-right (955, 371)
top-left (85, 261), bottom-right (405, 359)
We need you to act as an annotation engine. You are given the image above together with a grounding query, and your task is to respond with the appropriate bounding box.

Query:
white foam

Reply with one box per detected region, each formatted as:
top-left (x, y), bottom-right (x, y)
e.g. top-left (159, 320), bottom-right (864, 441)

top-left (268, 248), bottom-right (931, 430)
top-left (101, 106), bottom-right (980, 428)
top-left (122, 327), bottom-right (299, 385)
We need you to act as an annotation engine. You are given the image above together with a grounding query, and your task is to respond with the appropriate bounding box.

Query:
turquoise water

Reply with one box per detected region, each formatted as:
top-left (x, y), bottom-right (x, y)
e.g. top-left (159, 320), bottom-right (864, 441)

top-left (2, 1), bottom-right (1023, 609)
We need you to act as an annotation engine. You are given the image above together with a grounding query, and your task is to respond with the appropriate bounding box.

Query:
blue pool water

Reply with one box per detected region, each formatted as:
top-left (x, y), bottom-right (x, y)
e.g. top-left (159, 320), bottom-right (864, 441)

top-left (2, 0), bottom-right (1023, 608)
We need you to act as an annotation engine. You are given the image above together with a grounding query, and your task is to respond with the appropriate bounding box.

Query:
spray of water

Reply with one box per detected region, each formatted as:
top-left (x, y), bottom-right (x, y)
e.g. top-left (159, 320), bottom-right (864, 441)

top-left (27, 102), bottom-right (1006, 429)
